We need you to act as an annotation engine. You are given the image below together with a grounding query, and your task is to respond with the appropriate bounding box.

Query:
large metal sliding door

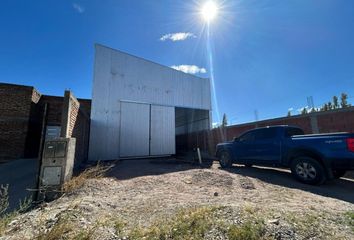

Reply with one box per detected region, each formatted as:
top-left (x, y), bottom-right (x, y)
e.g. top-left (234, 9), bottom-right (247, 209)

top-left (150, 105), bottom-right (175, 155)
top-left (119, 102), bottom-right (175, 158)
top-left (120, 102), bottom-right (150, 157)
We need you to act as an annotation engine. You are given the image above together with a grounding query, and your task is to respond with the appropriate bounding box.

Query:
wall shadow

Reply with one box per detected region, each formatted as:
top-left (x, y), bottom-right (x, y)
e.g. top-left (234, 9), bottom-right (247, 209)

top-left (103, 158), bottom-right (354, 204)
top-left (0, 158), bottom-right (38, 213)
top-left (106, 158), bottom-right (202, 180)
top-left (222, 165), bottom-right (354, 204)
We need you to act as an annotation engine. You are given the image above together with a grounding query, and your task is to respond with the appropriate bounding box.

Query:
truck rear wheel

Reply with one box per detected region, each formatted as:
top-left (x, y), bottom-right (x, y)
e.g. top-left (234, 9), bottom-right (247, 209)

top-left (291, 157), bottom-right (326, 185)
top-left (218, 151), bottom-right (232, 168)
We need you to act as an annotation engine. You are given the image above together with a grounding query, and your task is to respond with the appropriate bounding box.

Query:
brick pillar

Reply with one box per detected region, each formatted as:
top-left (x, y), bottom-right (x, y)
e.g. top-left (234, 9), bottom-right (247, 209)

top-left (60, 91), bottom-right (71, 137)
top-left (310, 114), bottom-right (319, 134)
top-left (60, 90), bottom-right (80, 138)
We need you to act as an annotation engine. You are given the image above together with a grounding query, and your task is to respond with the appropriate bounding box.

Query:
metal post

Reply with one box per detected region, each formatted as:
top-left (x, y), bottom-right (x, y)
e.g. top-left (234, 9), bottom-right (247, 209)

top-left (197, 147), bottom-right (202, 165)
top-left (35, 103), bottom-right (48, 201)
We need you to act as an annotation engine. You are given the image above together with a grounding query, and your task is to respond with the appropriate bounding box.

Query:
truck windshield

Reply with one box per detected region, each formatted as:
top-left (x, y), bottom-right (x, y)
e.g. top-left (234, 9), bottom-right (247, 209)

top-left (285, 128), bottom-right (304, 137)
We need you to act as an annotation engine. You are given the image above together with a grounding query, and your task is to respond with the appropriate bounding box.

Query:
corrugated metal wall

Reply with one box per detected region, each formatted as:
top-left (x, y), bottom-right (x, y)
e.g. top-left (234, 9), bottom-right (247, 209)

top-left (150, 105), bottom-right (175, 155)
top-left (89, 44), bottom-right (211, 161)
top-left (120, 102), bottom-right (150, 157)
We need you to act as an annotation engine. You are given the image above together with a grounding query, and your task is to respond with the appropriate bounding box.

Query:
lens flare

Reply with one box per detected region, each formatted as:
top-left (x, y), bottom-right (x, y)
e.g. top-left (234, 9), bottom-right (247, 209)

top-left (201, 1), bottom-right (218, 22)
top-left (206, 24), bottom-right (221, 131)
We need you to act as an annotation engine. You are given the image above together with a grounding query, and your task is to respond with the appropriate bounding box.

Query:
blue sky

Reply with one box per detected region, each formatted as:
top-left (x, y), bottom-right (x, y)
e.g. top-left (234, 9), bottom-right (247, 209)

top-left (1, 0), bottom-right (353, 124)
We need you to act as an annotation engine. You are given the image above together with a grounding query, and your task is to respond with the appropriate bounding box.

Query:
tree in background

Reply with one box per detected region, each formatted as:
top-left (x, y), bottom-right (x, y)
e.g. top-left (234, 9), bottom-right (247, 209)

top-left (286, 92), bottom-right (351, 116)
top-left (333, 96), bottom-right (339, 109)
top-left (287, 110), bottom-right (291, 117)
top-left (221, 113), bottom-right (228, 128)
top-left (340, 93), bottom-right (350, 108)
top-left (321, 94), bottom-right (351, 111)
top-left (323, 103), bottom-right (328, 111)
top-left (327, 101), bottom-right (333, 110)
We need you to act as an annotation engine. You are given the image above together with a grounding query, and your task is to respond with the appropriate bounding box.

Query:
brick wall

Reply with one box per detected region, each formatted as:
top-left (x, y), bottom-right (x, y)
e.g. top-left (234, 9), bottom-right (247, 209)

top-left (68, 95), bottom-right (79, 137)
top-left (0, 83), bottom-right (91, 163)
top-left (71, 108), bottom-right (90, 166)
top-left (316, 108), bottom-right (354, 133)
top-left (0, 83), bottom-right (40, 160)
top-left (31, 88), bottom-right (41, 103)
top-left (221, 115), bottom-right (314, 142)
top-left (182, 106), bottom-right (354, 153)
top-left (0, 83), bottom-right (34, 119)
top-left (40, 95), bottom-right (64, 126)
top-left (78, 99), bottom-right (91, 117)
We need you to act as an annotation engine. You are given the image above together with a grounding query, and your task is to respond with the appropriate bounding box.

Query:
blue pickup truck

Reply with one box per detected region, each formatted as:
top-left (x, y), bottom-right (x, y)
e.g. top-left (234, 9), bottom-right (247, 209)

top-left (216, 125), bottom-right (354, 185)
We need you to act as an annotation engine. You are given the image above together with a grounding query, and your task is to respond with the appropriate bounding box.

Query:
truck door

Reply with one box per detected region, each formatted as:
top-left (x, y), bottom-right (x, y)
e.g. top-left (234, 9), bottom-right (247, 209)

top-left (235, 131), bottom-right (258, 162)
top-left (250, 128), bottom-right (281, 163)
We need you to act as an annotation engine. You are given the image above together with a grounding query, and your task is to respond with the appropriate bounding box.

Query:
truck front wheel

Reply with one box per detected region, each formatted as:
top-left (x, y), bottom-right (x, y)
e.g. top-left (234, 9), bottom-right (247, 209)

top-left (291, 157), bottom-right (326, 185)
top-left (218, 151), bottom-right (232, 168)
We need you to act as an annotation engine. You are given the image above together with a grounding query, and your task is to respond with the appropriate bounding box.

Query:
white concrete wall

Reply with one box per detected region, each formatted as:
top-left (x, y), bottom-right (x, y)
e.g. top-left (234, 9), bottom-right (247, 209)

top-left (89, 44), bottom-right (211, 161)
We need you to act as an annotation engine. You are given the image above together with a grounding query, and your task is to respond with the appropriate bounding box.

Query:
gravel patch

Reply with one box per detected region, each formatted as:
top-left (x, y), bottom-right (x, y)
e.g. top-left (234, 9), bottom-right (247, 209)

top-left (1, 160), bottom-right (354, 239)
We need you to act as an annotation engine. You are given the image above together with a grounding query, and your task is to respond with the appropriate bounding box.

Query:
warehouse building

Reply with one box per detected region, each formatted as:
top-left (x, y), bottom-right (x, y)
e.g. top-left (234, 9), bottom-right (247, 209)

top-left (89, 44), bottom-right (212, 161)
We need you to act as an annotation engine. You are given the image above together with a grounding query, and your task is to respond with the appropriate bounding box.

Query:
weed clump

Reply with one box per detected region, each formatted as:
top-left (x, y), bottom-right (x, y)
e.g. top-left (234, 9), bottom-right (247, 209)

top-left (0, 184), bottom-right (9, 216)
top-left (227, 220), bottom-right (266, 240)
top-left (126, 206), bottom-right (267, 240)
top-left (345, 211), bottom-right (354, 231)
top-left (0, 185), bottom-right (31, 237)
top-left (129, 207), bottom-right (217, 239)
top-left (62, 163), bottom-right (111, 194)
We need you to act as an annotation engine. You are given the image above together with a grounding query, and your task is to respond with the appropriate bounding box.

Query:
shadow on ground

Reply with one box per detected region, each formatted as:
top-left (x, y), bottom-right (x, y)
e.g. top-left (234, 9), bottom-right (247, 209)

top-left (106, 158), bottom-right (354, 204)
top-left (0, 158), bottom-right (38, 213)
top-left (223, 165), bottom-right (354, 204)
top-left (107, 157), bottom-right (204, 180)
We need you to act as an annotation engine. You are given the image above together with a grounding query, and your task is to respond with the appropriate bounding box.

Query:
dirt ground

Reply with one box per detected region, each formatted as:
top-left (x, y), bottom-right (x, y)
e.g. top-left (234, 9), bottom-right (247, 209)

top-left (2, 158), bottom-right (354, 239)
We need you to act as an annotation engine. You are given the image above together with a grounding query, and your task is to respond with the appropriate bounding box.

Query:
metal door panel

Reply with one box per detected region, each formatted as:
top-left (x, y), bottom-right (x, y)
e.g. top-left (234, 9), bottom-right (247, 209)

top-left (150, 105), bottom-right (175, 155)
top-left (120, 102), bottom-right (150, 157)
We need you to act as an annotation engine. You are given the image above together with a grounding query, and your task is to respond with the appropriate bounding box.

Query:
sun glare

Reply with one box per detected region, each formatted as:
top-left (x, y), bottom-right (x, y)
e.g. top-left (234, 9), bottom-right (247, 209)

top-left (201, 1), bottom-right (218, 22)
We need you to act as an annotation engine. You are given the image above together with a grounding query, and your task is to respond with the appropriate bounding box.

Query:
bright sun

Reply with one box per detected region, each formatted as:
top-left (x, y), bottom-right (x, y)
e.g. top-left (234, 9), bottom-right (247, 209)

top-left (201, 1), bottom-right (218, 22)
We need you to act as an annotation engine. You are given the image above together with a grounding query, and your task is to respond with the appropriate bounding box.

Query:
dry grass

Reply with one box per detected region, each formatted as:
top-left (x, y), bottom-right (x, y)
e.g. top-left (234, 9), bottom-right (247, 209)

top-left (0, 184), bottom-right (34, 237)
top-left (227, 220), bottom-right (266, 240)
top-left (1, 196), bottom-right (33, 236)
top-left (284, 211), bottom-right (343, 239)
top-left (32, 206), bottom-right (268, 240)
top-left (125, 206), bottom-right (267, 240)
top-left (36, 217), bottom-right (73, 240)
top-left (35, 219), bottom-right (97, 240)
top-left (35, 202), bottom-right (97, 240)
top-left (0, 184), bottom-right (10, 236)
top-left (345, 211), bottom-right (354, 232)
top-left (1, 164), bottom-right (110, 238)
top-left (5, 203), bottom-right (352, 239)
top-left (0, 184), bottom-right (9, 216)
top-left (62, 163), bottom-right (111, 194)
top-left (0, 213), bottom-right (16, 237)
top-left (128, 206), bottom-right (218, 239)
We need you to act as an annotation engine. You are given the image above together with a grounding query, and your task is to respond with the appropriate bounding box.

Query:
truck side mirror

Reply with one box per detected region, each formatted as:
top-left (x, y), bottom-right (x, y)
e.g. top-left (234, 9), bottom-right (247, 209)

top-left (233, 137), bottom-right (239, 142)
